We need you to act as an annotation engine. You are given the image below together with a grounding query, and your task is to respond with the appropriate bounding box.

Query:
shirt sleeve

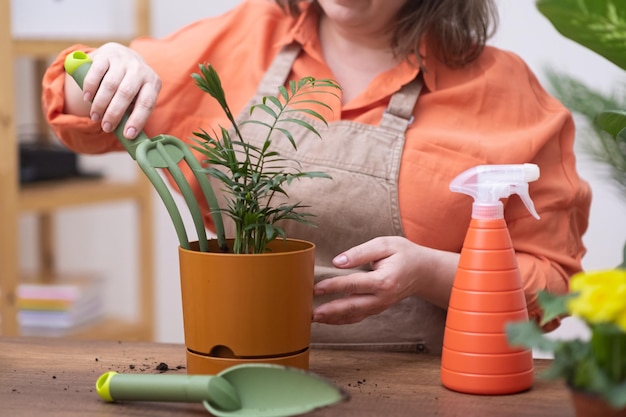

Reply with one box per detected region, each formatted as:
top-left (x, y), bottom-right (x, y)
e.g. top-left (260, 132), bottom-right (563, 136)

top-left (504, 79), bottom-right (591, 332)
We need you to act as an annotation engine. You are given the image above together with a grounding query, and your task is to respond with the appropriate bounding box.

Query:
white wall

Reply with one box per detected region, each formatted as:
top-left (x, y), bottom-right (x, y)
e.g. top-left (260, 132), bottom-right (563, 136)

top-left (13, 0), bottom-right (625, 343)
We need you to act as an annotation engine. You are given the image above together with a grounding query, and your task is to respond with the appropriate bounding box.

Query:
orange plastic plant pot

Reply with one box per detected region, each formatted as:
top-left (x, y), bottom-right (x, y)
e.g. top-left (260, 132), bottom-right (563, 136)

top-left (178, 239), bottom-right (315, 373)
top-left (186, 348), bottom-right (310, 375)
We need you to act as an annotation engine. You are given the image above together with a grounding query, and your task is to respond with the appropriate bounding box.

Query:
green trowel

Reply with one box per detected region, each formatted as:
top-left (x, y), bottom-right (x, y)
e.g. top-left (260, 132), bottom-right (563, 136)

top-left (96, 363), bottom-right (348, 416)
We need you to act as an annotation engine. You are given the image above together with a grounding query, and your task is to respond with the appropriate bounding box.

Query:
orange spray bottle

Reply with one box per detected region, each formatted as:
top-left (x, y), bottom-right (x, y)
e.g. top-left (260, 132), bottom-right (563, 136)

top-left (440, 163), bottom-right (540, 395)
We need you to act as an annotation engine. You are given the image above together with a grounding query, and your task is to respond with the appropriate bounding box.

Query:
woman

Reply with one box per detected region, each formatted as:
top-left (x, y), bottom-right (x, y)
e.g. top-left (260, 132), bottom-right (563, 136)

top-left (43, 0), bottom-right (591, 353)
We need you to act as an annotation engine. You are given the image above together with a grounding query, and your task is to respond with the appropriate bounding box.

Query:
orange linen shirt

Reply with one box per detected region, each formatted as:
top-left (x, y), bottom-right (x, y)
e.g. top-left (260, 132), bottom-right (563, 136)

top-left (43, 0), bottom-right (591, 326)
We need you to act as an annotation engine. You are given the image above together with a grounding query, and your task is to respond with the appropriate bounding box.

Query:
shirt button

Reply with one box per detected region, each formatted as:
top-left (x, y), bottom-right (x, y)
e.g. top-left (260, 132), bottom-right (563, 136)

top-left (416, 343), bottom-right (426, 353)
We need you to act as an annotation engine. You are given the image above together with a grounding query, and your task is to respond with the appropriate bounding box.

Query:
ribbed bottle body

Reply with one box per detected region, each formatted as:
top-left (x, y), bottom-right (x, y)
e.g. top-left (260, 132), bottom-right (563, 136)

top-left (441, 218), bottom-right (534, 394)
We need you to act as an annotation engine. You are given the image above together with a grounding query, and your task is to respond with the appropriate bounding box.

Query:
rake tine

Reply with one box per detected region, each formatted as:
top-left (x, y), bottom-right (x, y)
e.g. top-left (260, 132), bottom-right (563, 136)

top-left (178, 145), bottom-right (229, 252)
top-left (135, 141), bottom-right (190, 250)
top-left (144, 138), bottom-right (210, 252)
top-left (154, 136), bottom-right (228, 252)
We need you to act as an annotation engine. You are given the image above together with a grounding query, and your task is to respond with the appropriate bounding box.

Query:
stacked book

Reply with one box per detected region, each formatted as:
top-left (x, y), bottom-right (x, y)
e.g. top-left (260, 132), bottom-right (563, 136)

top-left (17, 274), bottom-right (104, 336)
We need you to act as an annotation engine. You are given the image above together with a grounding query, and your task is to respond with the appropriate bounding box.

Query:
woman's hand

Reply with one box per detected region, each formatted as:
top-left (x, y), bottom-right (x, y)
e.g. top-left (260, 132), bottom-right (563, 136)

top-left (312, 236), bottom-right (459, 325)
top-left (63, 42), bottom-right (161, 139)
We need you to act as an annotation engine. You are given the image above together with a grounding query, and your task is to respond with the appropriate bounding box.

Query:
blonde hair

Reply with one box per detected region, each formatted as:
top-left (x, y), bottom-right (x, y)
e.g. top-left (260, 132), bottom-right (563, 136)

top-left (275, 0), bottom-right (499, 68)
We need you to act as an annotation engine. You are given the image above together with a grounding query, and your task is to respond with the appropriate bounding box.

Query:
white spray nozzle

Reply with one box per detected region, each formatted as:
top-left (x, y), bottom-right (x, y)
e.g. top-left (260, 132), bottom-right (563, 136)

top-left (450, 163), bottom-right (540, 220)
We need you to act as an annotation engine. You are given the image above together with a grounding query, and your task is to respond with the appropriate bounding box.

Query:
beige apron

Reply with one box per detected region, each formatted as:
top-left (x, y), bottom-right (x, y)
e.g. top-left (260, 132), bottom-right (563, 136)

top-left (225, 43), bottom-right (447, 354)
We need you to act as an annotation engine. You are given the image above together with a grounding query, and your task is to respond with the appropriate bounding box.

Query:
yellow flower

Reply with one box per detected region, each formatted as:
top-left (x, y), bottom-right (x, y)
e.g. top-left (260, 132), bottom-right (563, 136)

top-left (567, 269), bottom-right (626, 328)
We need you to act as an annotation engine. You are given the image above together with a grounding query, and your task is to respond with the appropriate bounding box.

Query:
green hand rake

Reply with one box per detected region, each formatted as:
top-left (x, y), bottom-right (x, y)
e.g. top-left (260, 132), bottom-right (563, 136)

top-left (64, 51), bottom-right (227, 252)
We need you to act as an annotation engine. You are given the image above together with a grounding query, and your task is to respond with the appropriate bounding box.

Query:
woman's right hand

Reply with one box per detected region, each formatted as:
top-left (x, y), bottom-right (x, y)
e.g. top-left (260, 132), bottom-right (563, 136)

top-left (63, 42), bottom-right (162, 139)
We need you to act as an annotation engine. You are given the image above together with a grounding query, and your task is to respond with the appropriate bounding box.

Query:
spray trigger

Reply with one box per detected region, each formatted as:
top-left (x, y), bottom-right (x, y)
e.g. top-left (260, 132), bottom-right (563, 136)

top-left (511, 183), bottom-right (539, 220)
top-left (450, 163), bottom-right (541, 220)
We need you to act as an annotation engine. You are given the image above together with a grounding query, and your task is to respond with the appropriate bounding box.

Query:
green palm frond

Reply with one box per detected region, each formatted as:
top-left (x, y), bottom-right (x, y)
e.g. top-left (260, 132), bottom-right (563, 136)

top-left (544, 67), bottom-right (626, 197)
top-left (190, 63), bottom-right (340, 253)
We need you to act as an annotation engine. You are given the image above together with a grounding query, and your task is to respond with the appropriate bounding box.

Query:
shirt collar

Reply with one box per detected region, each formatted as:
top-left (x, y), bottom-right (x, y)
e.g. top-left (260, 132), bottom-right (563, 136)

top-left (276, 3), bottom-right (440, 94)
top-left (277, 2), bottom-right (324, 63)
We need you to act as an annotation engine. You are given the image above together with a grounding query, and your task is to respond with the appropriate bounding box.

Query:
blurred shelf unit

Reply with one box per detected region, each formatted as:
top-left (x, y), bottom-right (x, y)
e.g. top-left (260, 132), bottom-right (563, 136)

top-left (13, 38), bottom-right (130, 58)
top-left (0, 0), bottom-right (155, 341)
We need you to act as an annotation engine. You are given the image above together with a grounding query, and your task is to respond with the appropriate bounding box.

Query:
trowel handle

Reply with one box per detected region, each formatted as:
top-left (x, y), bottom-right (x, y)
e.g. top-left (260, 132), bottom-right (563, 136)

top-left (96, 371), bottom-right (241, 410)
top-left (63, 50), bottom-right (150, 159)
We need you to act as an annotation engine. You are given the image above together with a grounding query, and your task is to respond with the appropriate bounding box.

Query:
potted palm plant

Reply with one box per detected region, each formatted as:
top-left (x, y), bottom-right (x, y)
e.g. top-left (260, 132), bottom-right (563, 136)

top-left (64, 52), bottom-right (340, 375)
top-left (179, 65), bottom-right (340, 374)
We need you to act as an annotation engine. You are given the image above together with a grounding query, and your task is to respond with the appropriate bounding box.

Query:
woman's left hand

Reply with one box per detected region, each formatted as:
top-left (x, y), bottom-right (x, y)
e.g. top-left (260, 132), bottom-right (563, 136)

top-left (311, 236), bottom-right (458, 325)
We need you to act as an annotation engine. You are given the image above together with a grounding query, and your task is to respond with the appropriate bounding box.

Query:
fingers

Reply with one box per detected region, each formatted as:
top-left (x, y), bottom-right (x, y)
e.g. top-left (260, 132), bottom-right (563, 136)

top-left (332, 236), bottom-right (396, 269)
top-left (124, 82), bottom-right (161, 138)
top-left (314, 238), bottom-right (457, 325)
top-left (80, 43), bottom-right (160, 139)
top-left (313, 272), bottom-right (395, 324)
top-left (313, 294), bottom-right (383, 325)
top-left (88, 62), bottom-right (127, 131)
top-left (315, 237), bottom-right (422, 325)
top-left (81, 54), bottom-right (109, 104)
top-left (96, 70), bottom-right (142, 134)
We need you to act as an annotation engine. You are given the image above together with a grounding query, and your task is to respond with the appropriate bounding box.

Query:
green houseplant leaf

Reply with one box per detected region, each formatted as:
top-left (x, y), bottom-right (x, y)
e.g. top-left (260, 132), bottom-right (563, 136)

top-left (596, 110), bottom-right (626, 139)
top-left (536, 0), bottom-right (626, 71)
top-left (505, 320), bottom-right (559, 352)
top-left (537, 291), bottom-right (578, 326)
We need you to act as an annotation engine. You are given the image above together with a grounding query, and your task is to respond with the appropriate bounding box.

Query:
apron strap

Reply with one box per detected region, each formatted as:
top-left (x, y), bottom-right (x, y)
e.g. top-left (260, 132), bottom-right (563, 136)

top-left (379, 76), bottom-right (423, 133)
top-left (257, 43), bottom-right (301, 97)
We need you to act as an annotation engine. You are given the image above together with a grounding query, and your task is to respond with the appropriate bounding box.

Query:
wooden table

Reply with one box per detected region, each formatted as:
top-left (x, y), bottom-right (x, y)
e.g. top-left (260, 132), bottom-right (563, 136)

top-left (0, 337), bottom-right (574, 416)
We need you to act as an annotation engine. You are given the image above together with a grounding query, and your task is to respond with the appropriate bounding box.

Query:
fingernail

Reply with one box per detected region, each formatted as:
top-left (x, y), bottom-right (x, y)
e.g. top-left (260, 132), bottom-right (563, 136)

top-left (90, 113), bottom-right (100, 122)
top-left (102, 122), bottom-right (112, 132)
top-left (333, 254), bottom-right (348, 266)
top-left (314, 287), bottom-right (324, 296)
top-left (83, 92), bottom-right (92, 102)
top-left (312, 313), bottom-right (324, 322)
top-left (125, 127), bottom-right (137, 138)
